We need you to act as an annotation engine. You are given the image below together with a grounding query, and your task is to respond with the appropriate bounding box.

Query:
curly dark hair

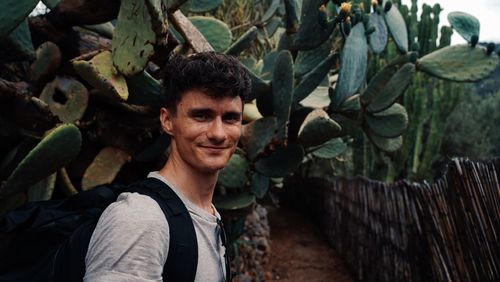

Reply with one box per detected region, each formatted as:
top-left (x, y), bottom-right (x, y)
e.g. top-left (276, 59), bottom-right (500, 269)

top-left (162, 52), bottom-right (251, 114)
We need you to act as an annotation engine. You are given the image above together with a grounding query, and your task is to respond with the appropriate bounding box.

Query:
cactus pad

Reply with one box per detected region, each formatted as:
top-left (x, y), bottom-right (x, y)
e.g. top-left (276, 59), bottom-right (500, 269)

top-left (73, 51), bottom-right (129, 101)
top-left (294, 40), bottom-right (331, 78)
top-left (39, 76), bottom-right (89, 123)
top-left (418, 44), bottom-right (500, 82)
top-left (367, 63), bottom-right (415, 113)
top-left (255, 143), bottom-right (305, 177)
top-left (334, 23), bottom-right (368, 106)
top-left (242, 103), bottom-right (263, 123)
top-left (298, 109), bottom-right (342, 147)
top-left (213, 192), bottom-right (255, 211)
top-left (0, 0), bottom-right (39, 37)
top-left (311, 138), bottom-right (347, 159)
top-left (189, 0), bottom-right (222, 12)
top-left (29, 42), bottom-right (61, 82)
top-left (218, 153), bottom-right (249, 189)
top-left (241, 117), bottom-right (277, 160)
top-left (447, 11), bottom-right (480, 43)
top-left (339, 94), bottom-right (361, 115)
top-left (0, 124), bottom-right (82, 198)
top-left (384, 2), bottom-right (408, 53)
top-left (293, 52), bottom-right (336, 104)
top-left (299, 86), bottom-right (330, 108)
top-left (126, 71), bottom-right (163, 106)
top-left (366, 103), bottom-right (408, 138)
top-left (250, 171), bottom-right (269, 198)
top-left (294, 0), bottom-right (336, 50)
top-left (81, 146), bottom-right (131, 190)
top-left (225, 26), bottom-right (258, 56)
top-left (28, 173), bottom-right (56, 202)
top-left (369, 13), bottom-right (388, 54)
top-left (112, 0), bottom-right (158, 76)
top-left (2, 19), bottom-right (35, 61)
top-left (189, 16), bottom-right (232, 52)
top-left (366, 129), bottom-right (403, 152)
top-left (272, 50), bottom-right (294, 140)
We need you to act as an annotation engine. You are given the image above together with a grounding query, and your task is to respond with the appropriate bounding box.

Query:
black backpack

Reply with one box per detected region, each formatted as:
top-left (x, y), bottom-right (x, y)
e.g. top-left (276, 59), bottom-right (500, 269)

top-left (0, 177), bottom-right (230, 282)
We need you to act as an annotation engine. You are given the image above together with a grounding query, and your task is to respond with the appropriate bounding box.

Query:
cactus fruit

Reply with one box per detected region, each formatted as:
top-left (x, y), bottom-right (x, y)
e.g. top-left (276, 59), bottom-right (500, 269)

top-left (73, 50), bottom-right (129, 101)
top-left (311, 138), bottom-right (347, 159)
top-left (189, 0), bottom-right (222, 13)
top-left (384, 1), bottom-right (408, 53)
top-left (0, 124), bottom-right (82, 198)
top-left (486, 43), bottom-right (495, 56)
top-left (0, 0), bottom-right (39, 37)
top-left (272, 50), bottom-right (294, 140)
top-left (225, 26), bottom-right (258, 56)
top-left (218, 153), bottom-right (249, 189)
top-left (112, 0), bottom-right (159, 76)
top-left (81, 146), bottom-right (131, 190)
top-left (366, 103), bottom-right (408, 138)
top-left (255, 144), bottom-right (305, 177)
top-left (29, 42), bottom-right (61, 82)
top-left (447, 11), bottom-right (480, 43)
top-left (369, 12), bottom-right (388, 54)
top-left (366, 63), bottom-right (415, 113)
top-left (241, 117), bottom-right (277, 161)
top-left (39, 76), bottom-right (89, 123)
top-left (189, 16), bottom-right (232, 52)
top-left (298, 109), bottom-right (342, 147)
top-left (294, 0), bottom-right (336, 50)
top-left (250, 171), bottom-right (269, 199)
top-left (418, 44), bottom-right (500, 82)
top-left (333, 23), bottom-right (368, 107)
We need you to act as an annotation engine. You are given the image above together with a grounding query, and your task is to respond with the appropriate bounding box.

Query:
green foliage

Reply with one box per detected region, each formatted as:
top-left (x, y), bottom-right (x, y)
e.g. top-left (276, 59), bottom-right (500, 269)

top-left (442, 89), bottom-right (500, 160)
top-left (0, 0), bottom-right (495, 219)
top-left (447, 11), bottom-right (480, 43)
top-left (0, 0), bottom-right (39, 37)
top-left (112, 0), bottom-right (160, 76)
top-left (0, 124), bottom-right (81, 199)
top-left (418, 45), bottom-right (499, 82)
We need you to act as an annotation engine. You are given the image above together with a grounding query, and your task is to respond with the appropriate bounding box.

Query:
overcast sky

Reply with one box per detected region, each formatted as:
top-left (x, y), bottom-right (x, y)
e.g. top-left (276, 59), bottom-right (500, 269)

top-left (401, 0), bottom-right (500, 44)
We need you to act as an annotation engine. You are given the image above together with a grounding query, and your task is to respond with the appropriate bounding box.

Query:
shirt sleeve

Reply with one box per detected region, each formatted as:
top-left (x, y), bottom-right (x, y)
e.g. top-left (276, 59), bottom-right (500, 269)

top-left (84, 192), bottom-right (170, 282)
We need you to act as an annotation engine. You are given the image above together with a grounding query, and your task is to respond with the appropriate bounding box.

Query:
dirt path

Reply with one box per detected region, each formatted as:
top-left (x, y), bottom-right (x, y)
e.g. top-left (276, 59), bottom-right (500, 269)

top-left (265, 207), bottom-right (353, 282)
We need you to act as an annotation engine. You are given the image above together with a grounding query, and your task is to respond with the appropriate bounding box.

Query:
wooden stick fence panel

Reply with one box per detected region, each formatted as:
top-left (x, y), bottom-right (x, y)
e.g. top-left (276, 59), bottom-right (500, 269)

top-left (285, 158), bottom-right (500, 281)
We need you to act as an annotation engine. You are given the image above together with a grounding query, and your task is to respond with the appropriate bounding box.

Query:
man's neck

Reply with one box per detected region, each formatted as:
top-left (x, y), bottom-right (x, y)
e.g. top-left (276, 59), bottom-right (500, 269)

top-left (158, 154), bottom-right (218, 215)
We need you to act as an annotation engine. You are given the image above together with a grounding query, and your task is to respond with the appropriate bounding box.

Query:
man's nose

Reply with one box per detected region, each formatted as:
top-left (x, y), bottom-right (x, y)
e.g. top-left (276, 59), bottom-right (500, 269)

top-left (206, 117), bottom-right (226, 142)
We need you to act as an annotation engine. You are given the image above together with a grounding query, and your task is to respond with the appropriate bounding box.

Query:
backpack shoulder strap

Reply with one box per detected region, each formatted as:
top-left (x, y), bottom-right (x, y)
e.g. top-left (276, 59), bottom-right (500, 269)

top-left (129, 178), bottom-right (198, 282)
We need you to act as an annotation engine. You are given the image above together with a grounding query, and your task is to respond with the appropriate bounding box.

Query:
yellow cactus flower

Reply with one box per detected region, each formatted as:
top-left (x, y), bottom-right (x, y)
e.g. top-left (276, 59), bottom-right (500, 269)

top-left (371, 0), bottom-right (378, 7)
top-left (340, 2), bottom-right (352, 14)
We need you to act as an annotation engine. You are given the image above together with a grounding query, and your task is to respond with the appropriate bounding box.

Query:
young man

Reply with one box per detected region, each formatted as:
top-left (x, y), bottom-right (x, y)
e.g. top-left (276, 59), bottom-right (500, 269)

top-left (84, 52), bottom-right (251, 281)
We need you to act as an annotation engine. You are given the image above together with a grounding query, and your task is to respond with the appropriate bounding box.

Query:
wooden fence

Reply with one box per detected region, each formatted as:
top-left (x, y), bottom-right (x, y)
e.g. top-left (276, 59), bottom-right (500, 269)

top-left (284, 158), bottom-right (500, 281)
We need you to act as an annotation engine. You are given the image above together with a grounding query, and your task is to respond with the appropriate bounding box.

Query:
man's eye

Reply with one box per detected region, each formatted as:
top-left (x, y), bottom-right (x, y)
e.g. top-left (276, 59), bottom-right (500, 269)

top-left (224, 115), bottom-right (241, 123)
top-left (194, 113), bottom-right (209, 121)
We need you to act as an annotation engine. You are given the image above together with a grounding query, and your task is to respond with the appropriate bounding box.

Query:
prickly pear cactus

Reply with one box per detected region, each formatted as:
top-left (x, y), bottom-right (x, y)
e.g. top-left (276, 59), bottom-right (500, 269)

top-left (0, 124), bottom-right (82, 199)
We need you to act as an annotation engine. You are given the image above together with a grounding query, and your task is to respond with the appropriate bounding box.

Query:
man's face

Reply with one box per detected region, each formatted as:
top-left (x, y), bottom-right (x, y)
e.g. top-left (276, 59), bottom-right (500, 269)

top-left (160, 90), bottom-right (243, 174)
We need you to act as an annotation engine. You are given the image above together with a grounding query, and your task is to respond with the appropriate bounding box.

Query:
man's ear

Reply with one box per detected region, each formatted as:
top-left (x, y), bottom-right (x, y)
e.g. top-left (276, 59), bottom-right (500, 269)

top-left (160, 107), bottom-right (174, 136)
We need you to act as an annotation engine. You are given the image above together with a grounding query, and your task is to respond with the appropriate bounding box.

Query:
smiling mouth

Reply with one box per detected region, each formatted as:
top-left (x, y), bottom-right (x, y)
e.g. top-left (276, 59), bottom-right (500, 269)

top-left (200, 145), bottom-right (230, 150)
